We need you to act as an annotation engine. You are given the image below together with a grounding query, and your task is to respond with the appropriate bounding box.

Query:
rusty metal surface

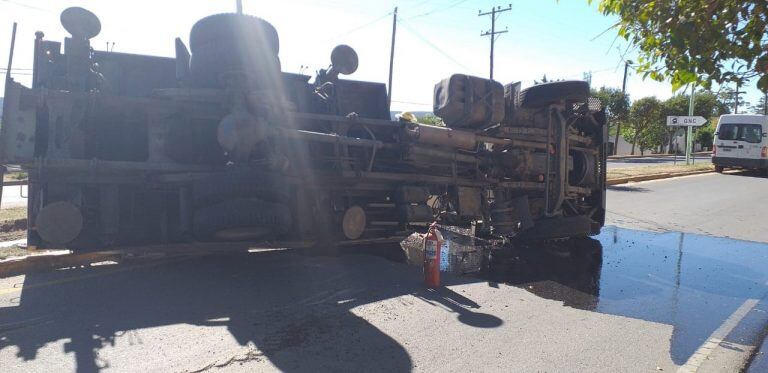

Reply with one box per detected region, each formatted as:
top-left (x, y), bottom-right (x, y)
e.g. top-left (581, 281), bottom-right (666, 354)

top-left (0, 7), bottom-right (608, 252)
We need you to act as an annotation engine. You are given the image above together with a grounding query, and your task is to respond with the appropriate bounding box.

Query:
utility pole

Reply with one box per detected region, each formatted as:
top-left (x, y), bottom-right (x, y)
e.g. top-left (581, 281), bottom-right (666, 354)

top-left (236, 0), bottom-right (243, 14)
top-left (733, 81), bottom-right (745, 114)
top-left (479, 4), bottom-right (511, 81)
top-left (686, 83), bottom-right (695, 165)
top-left (5, 23), bottom-right (17, 83)
top-left (614, 61), bottom-right (629, 155)
top-left (387, 7), bottom-right (397, 107)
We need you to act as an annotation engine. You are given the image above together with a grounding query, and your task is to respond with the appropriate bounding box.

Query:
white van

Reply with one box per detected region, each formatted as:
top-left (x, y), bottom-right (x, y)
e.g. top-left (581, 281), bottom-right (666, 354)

top-left (712, 114), bottom-right (768, 174)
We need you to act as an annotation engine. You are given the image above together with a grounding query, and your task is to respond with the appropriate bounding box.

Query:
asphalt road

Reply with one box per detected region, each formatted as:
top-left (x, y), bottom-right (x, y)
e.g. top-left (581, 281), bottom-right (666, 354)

top-left (1, 172), bottom-right (768, 372)
top-left (607, 171), bottom-right (768, 242)
top-left (607, 154), bottom-right (708, 169)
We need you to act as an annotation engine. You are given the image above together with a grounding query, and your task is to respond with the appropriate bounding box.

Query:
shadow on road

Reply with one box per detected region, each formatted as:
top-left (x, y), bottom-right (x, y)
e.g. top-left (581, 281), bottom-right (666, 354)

top-left (416, 287), bottom-right (503, 329)
top-left (0, 248), bottom-right (495, 372)
top-left (2, 227), bottom-right (768, 370)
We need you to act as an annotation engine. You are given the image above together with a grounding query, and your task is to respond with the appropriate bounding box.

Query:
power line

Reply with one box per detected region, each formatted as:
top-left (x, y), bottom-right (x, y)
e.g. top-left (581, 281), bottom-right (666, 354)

top-left (409, 0), bottom-right (436, 9)
top-left (405, 0), bottom-right (471, 20)
top-left (324, 11), bottom-right (392, 42)
top-left (558, 67), bottom-right (617, 80)
top-left (388, 7), bottom-right (398, 107)
top-left (398, 20), bottom-right (470, 70)
top-left (0, 0), bottom-right (54, 13)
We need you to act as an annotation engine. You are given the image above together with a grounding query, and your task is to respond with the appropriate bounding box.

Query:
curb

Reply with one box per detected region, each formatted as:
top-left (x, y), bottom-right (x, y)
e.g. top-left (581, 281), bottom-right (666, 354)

top-left (2, 180), bottom-right (27, 186)
top-left (607, 170), bottom-right (713, 185)
top-left (608, 152), bottom-right (711, 160)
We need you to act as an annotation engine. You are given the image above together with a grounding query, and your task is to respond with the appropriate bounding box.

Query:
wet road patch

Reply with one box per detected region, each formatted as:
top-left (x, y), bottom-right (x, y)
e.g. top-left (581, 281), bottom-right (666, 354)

top-left (490, 227), bottom-right (768, 365)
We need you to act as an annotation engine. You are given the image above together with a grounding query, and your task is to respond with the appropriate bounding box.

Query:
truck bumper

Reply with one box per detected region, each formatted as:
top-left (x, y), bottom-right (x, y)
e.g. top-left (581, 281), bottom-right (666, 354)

top-left (712, 156), bottom-right (768, 169)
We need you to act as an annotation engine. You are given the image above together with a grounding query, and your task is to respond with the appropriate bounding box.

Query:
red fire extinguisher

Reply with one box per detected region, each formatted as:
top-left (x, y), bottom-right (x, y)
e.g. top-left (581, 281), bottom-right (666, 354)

top-left (423, 223), bottom-right (443, 288)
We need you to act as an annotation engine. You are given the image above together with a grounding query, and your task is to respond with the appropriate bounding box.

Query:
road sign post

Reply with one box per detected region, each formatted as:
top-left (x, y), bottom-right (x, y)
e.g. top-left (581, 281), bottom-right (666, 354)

top-left (687, 125), bottom-right (693, 164)
top-left (687, 84), bottom-right (695, 165)
top-left (666, 115), bottom-right (707, 166)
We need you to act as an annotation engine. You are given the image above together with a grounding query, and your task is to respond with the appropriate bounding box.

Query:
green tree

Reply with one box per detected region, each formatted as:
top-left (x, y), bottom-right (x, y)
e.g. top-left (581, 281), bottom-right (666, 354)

top-left (625, 96), bottom-right (664, 155)
top-left (750, 95), bottom-right (768, 115)
top-left (417, 114), bottom-right (445, 126)
top-left (591, 87), bottom-right (630, 154)
top-left (717, 87), bottom-right (752, 114)
top-left (695, 123), bottom-right (716, 149)
top-left (693, 91), bottom-right (730, 118)
top-left (593, 0), bottom-right (768, 92)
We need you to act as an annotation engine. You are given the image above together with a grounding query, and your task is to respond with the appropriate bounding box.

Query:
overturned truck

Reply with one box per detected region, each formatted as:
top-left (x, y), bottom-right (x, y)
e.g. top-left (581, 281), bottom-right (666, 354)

top-left (0, 7), bottom-right (607, 252)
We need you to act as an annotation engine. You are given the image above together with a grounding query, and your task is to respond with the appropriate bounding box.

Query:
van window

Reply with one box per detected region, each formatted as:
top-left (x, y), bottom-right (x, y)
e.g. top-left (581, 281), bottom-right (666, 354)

top-left (742, 124), bottom-right (762, 143)
top-left (717, 123), bottom-right (763, 143)
top-left (718, 123), bottom-right (739, 140)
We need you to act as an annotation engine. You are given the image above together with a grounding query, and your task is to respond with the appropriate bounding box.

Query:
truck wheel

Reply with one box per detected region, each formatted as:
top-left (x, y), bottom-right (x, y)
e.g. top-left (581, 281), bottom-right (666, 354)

top-left (189, 13), bottom-right (279, 54)
top-left (519, 81), bottom-right (590, 109)
top-left (715, 165), bottom-right (724, 173)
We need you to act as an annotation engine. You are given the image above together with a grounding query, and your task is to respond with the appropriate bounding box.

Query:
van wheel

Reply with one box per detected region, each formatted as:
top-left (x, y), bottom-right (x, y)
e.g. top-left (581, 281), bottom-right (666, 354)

top-left (715, 165), bottom-right (724, 173)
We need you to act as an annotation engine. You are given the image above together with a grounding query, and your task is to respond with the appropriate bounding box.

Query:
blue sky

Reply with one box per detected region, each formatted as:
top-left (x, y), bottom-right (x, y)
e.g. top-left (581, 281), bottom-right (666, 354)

top-left (1, 0), bottom-right (764, 112)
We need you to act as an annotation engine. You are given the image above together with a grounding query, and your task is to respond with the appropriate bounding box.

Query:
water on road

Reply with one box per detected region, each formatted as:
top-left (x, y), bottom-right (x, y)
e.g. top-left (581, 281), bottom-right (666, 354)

top-left (489, 227), bottom-right (768, 365)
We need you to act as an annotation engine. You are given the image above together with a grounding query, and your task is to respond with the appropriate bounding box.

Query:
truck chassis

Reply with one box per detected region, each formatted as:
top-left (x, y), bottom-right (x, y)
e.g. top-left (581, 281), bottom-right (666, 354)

top-left (1, 8), bottom-right (607, 252)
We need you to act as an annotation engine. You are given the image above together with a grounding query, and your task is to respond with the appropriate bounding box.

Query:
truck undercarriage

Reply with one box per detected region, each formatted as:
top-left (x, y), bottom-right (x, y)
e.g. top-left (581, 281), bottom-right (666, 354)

top-left (0, 8), bottom-right (607, 252)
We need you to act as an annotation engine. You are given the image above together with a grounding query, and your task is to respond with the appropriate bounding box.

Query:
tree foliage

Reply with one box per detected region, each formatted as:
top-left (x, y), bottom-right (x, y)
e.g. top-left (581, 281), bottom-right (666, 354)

top-left (534, 74), bottom-right (563, 85)
top-left (593, 0), bottom-right (768, 92)
top-left (749, 94), bottom-right (768, 115)
top-left (591, 87), bottom-right (630, 124)
top-left (717, 87), bottom-right (752, 114)
top-left (662, 91), bottom-right (729, 118)
top-left (695, 122), bottom-right (716, 149)
top-left (417, 114), bottom-right (445, 126)
top-left (624, 96), bottom-right (665, 155)
top-left (659, 91), bottom-right (728, 153)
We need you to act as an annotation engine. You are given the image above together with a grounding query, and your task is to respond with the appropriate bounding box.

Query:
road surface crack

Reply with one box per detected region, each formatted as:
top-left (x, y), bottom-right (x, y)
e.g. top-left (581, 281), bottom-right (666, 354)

top-left (184, 344), bottom-right (264, 373)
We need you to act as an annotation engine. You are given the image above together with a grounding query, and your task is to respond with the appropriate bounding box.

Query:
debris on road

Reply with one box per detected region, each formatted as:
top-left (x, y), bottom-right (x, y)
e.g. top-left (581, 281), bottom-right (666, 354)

top-left (401, 225), bottom-right (497, 276)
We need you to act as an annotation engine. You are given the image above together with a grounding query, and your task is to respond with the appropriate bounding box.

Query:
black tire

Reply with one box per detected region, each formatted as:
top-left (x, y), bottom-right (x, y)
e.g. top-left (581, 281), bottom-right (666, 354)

top-left (189, 41), bottom-right (281, 88)
top-left (188, 14), bottom-right (282, 88)
top-left (715, 165), bottom-right (724, 173)
top-left (189, 13), bottom-right (279, 54)
top-left (519, 80), bottom-right (590, 109)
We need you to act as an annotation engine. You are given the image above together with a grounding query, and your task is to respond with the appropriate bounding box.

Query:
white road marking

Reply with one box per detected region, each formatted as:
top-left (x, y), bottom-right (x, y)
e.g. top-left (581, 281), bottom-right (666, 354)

top-left (677, 281), bottom-right (768, 372)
